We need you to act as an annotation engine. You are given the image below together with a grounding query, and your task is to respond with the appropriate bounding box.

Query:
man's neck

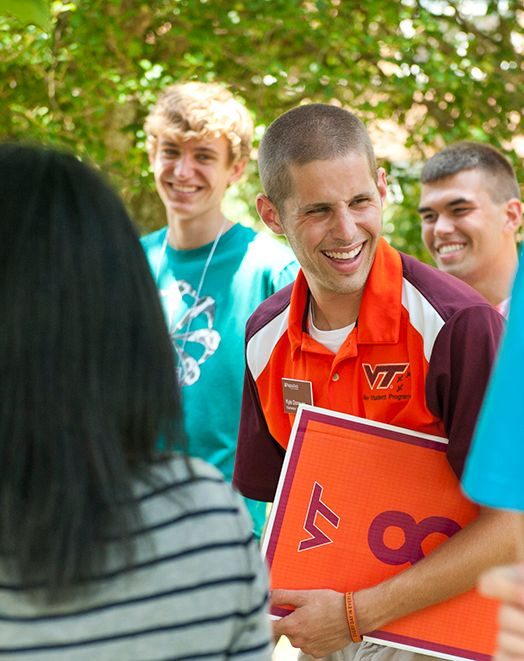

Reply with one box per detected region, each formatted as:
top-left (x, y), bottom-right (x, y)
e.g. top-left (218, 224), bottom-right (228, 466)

top-left (310, 292), bottom-right (361, 331)
top-left (166, 212), bottom-right (232, 250)
top-left (466, 254), bottom-right (518, 307)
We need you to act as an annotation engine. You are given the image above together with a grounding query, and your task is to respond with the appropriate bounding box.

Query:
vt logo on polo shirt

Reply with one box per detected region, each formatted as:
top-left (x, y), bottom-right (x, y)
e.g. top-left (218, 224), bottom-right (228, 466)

top-left (362, 361), bottom-right (412, 404)
top-left (362, 363), bottom-right (410, 390)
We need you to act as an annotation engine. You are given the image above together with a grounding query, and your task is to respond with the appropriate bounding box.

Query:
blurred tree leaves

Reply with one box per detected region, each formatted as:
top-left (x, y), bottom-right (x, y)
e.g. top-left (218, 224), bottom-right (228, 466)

top-left (1, 0), bottom-right (522, 261)
top-left (0, 0), bottom-right (50, 29)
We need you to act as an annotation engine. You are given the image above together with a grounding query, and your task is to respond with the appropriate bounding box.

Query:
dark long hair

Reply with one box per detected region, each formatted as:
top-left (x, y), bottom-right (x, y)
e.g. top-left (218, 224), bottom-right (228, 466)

top-left (0, 143), bottom-right (184, 598)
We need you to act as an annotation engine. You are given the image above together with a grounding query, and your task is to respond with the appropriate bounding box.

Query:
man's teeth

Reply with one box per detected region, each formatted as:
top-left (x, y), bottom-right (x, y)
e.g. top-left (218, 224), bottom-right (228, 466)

top-left (438, 243), bottom-right (465, 255)
top-left (324, 245), bottom-right (362, 260)
top-left (172, 185), bottom-right (199, 193)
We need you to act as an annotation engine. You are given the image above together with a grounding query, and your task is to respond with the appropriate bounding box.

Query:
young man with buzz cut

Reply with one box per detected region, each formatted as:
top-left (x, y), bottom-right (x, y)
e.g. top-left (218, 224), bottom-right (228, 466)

top-left (418, 141), bottom-right (522, 317)
top-left (141, 82), bottom-right (297, 538)
top-left (232, 104), bottom-right (514, 660)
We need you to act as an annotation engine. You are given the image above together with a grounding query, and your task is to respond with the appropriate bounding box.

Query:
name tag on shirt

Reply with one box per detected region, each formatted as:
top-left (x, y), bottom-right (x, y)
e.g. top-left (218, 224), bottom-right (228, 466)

top-left (282, 378), bottom-right (313, 414)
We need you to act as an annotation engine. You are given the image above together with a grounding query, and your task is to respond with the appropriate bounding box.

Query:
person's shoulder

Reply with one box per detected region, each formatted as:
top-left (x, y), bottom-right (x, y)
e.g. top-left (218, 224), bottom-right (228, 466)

top-left (245, 280), bottom-right (294, 340)
top-left (227, 225), bottom-right (297, 292)
top-left (173, 458), bottom-right (255, 534)
top-left (249, 227), bottom-right (292, 252)
top-left (242, 226), bottom-right (296, 263)
top-left (140, 226), bottom-right (168, 250)
top-left (138, 456), bottom-right (248, 513)
top-left (161, 455), bottom-right (228, 489)
top-left (399, 251), bottom-right (498, 321)
top-left (133, 458), bottom-right (256, 569)
top-left (180, 455), bottom-right (224, 479)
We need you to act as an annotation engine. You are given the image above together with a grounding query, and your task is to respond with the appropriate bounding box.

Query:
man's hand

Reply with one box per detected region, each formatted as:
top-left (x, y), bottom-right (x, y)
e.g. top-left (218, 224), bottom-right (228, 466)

top-left (479, 563), bottom-right (524, 661)
top-left (271, 589), bottom-right (350, 658)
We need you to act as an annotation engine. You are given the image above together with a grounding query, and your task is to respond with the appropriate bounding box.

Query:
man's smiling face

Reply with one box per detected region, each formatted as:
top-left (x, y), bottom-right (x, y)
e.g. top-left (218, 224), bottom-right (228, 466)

top-left (271, 152), bottom-right (386, 307)
top-left (151, 134), bottom-right (243, 225)
top-left (419, 169), bottom-right (510, 286)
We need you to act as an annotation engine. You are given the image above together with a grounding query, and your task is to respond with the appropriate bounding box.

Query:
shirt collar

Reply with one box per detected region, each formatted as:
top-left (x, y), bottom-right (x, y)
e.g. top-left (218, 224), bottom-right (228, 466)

top-left (287, 238), bottom-right (402, 355)
top-left (357, 238), bottom-right (402, 344)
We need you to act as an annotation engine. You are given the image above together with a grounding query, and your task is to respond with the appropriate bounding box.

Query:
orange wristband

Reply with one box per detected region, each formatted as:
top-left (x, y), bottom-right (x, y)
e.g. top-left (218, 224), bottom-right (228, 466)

top-left (345, 591), bottom-right (362, 643)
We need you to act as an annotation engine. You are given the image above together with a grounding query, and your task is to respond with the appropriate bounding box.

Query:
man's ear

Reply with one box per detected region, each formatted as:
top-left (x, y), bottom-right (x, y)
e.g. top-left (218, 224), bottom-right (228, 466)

top-left (256, 194), bottom-right (285, 235)
top-left (227, 158), bottom-right (248, 185)
top-left (376, 167), bottom-right (388, 204)
top-left (503, 198), bottom-right (523, 236)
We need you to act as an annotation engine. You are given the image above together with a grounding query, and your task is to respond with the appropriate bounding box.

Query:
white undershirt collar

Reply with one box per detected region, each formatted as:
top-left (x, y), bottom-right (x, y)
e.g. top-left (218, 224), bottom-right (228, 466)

top-left (307, 301), bottom-right (356, 354)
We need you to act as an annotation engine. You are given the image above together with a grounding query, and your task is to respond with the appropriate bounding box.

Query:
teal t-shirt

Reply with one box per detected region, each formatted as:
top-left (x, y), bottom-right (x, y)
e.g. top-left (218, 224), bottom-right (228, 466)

top-left (462, 261), bottom-right (523, 511)
top-left (141, 223), bottom-right (298, 536)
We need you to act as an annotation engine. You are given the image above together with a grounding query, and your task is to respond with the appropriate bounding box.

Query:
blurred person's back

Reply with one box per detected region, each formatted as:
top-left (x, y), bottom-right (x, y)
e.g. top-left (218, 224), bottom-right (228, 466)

top-left (0, 143), bottom-right (271, 660)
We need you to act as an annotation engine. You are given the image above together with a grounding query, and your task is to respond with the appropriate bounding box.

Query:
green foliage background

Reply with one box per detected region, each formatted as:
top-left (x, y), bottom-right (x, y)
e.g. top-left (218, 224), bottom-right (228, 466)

top-left (1, 0), bottom-right (523, 261)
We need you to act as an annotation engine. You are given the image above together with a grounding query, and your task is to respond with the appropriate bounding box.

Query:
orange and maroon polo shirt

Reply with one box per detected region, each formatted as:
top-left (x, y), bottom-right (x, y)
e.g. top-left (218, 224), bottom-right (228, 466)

top-left (233, 239), bottom-right (504, 502)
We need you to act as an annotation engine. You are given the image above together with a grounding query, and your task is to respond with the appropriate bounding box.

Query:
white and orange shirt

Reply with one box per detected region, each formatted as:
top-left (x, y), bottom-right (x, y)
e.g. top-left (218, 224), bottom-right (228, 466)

top-left (233, 239), bottom-right (504, 502)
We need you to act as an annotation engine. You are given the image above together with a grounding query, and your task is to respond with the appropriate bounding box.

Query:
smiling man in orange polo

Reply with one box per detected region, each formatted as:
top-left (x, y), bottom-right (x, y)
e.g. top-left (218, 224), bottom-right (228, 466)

top-left (233, 104), bottom-right (513, 661)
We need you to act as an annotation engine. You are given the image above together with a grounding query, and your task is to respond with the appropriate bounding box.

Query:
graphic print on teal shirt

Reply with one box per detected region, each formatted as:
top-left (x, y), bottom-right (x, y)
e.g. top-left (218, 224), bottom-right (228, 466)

top-left (141, 223), bottom-right (298, 537)
top-left (160, 277), bottom-right (221, 386)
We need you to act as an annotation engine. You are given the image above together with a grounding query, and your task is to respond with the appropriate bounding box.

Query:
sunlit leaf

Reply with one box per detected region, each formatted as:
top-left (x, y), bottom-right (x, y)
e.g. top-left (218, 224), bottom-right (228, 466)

top-left (0, 0), bottom-right (50, 29)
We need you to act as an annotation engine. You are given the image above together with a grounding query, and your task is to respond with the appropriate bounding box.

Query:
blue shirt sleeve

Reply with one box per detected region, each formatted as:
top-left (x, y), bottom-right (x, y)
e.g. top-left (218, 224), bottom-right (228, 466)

top-left (462, 261), bottom-right (524, 511)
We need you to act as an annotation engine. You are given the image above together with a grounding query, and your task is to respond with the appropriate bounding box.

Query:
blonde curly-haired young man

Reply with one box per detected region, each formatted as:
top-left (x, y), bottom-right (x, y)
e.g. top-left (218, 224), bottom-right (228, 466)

top-left (141, 82), bottom-right (298, 537)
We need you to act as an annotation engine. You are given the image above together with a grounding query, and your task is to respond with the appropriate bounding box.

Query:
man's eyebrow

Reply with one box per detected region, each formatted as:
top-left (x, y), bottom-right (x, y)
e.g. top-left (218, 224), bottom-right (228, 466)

top-left (158, 139), bottom-right (179, 147)
top-left (297, 193), bottom-right (375, 214)
top-left (447, 197), bottom-right (472, 206)
top-left (297, 202), bottom-right (332, 214)
top-left (157, 140), bottom-right (218, 155)
top-left (159, 137), bottom-right (217, 152)
top-left (418, 197), bottom-right (472, 214)
top-left (193, 146), bottom-right (219, 155)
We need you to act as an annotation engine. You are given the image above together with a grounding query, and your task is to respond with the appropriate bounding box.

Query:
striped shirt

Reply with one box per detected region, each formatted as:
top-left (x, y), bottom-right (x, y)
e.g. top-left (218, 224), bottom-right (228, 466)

top-left (0, 458), bottom-right (271, 660)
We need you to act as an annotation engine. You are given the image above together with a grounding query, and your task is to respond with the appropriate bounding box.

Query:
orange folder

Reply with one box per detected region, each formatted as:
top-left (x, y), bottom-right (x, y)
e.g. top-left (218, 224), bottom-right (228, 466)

top-left (262, 404), bottom-right (498, 661)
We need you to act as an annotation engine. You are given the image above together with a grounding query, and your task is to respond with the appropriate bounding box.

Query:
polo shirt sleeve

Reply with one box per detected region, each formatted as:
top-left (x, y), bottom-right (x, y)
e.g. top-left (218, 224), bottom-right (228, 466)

top-left (462, 263), bottom-right (524, 511)
top-left (425, 304), bottom-right (504, 479)
top-left (233, 365), bottom-right (286, 503)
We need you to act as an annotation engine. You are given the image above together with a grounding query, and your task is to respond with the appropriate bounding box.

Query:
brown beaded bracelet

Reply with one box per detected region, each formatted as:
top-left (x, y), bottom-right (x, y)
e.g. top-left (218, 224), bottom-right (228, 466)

top-left (345, 591), bottom-right (363, 643)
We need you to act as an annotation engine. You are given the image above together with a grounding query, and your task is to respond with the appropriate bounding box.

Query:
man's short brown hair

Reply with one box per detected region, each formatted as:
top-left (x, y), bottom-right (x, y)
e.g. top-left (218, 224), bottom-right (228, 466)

top-left (145, 81), bottom-right (253, 165)
top-left (421, 141), bottom-right (520, 203)
top-left (258, 103), bottom-right (377, 212)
